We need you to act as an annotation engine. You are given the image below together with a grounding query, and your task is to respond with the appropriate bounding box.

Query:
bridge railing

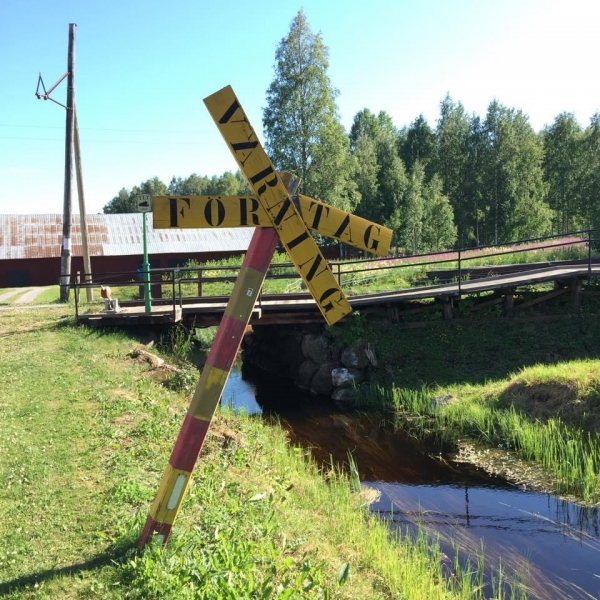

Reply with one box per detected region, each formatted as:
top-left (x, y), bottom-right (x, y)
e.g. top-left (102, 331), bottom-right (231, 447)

top-left (69, 227), bottom-right (600, 317)
top-left (327, 229), bottom-right (599, 296)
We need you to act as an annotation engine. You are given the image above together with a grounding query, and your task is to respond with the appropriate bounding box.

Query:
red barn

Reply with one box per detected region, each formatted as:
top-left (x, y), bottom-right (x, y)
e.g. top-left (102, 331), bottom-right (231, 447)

top-left (0, 214), bottom-right (254, 287)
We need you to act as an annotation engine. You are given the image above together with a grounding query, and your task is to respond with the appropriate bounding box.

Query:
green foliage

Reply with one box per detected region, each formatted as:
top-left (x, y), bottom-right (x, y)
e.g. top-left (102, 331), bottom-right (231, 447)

top-left (103, 172), bottom-right (250, 214)
top-left (327, 311), bottom-right (368, 348)
top-left (158, 323), bottom-right (194, 363)
top-left (104, 176), bottom-right (167, 213)
top-left (164, 363), bottom-right (198, 394)
top-left (168, 170), bottom-right (251, 196)
top-left (542, 112), bottom-right (586, 232)
top-left (263, 10), bottom-right (358, 212)
top-left (421, 174), bottom-right (457, 251)
top-left (347, 91), bottom-right (600, 252)
top-left (398, 114), bottom-right (438, 180)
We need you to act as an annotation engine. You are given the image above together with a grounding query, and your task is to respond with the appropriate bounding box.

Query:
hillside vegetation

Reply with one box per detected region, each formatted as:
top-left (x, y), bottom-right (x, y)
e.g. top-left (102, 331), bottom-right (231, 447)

top-left (0, 307), bottom-right (527, 599)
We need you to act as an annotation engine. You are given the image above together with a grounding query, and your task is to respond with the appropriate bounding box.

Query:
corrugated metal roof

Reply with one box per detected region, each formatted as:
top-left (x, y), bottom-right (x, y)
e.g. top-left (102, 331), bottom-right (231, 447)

top-left (0, 214), bottom-right (254, 259)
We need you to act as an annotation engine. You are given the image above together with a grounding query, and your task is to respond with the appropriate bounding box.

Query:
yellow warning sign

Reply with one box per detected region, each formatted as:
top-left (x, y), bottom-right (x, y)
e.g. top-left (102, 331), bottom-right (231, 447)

top-left (153, 194), bottom-right (392, 257)
top-left (204, 85), bottom-right (352, 325)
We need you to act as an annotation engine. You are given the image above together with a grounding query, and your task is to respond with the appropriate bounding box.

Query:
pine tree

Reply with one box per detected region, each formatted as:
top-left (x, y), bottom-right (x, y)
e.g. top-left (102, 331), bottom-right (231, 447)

top-left (263, 10), bottom-right (358, 211)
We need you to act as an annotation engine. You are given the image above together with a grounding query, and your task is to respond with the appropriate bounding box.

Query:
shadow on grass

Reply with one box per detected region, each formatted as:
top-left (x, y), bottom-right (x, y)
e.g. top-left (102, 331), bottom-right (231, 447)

top-left (0, 542), bottom-right (136, 595)
top-left (372, 315), bottom-right (600, 389)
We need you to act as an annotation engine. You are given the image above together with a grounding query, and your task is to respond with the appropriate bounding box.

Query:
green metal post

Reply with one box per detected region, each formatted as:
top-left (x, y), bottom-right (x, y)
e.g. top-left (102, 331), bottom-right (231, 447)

top-left (143, 211), bottom-right (151, 313)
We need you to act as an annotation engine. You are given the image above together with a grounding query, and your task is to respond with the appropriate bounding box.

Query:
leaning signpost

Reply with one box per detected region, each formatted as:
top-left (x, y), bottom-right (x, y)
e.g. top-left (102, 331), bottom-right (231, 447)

top-left (139, 85), bottom-right (392, 547)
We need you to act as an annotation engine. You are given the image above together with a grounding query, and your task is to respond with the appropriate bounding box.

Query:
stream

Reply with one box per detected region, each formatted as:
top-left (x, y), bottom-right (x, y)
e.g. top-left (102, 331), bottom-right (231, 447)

top-left (221, 362), bottom-right (600, 600)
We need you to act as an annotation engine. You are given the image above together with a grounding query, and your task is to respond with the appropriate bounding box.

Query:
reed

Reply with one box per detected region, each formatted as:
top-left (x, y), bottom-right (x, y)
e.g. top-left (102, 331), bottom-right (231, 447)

top-left (360, 372), bottom-right (600, 503)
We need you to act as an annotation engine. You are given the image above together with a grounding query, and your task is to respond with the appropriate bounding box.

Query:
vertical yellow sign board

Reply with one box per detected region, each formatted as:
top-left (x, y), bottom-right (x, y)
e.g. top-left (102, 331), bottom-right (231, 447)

top-left (204, 85), bottom-right (351, 326)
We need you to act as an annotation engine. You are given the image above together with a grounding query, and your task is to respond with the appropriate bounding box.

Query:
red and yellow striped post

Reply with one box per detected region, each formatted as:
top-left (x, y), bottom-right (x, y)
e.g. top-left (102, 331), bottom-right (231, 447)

top-left (139, 176), bottom-right (299, 547)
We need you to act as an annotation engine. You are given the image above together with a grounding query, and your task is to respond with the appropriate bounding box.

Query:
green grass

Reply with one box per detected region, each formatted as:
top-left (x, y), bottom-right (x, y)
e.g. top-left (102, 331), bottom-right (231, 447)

top-left (30, 285), bottom-right (61, 304)
top-left (386, 376), bottom-right (600, 503)
top-left (327, 308), bottom-right (600, 502)
top-left (0, 307), bottom-right (524, 599)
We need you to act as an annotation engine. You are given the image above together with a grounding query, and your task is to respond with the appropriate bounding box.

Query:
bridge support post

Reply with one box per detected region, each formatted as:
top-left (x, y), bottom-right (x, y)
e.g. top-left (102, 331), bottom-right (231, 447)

top-left (442, 298), bottom-right (454, 320)
top-left (570, 278), bottom-right (582, 312)
top-left (387, 303), bottom-right (400, 324)
top-left (504, 290), bottom-right (514, 318)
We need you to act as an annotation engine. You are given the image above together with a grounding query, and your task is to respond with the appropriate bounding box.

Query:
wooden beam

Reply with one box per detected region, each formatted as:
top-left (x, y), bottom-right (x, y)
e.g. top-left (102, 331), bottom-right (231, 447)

top-left (515, 287), bottom-right (567, 310)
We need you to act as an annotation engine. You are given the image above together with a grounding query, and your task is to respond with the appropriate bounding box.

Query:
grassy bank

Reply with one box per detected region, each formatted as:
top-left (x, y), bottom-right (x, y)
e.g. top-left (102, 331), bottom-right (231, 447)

top-left (347, 313), bottom-right (600, 503)
top-left (0, 307), bottom-right (522, 599)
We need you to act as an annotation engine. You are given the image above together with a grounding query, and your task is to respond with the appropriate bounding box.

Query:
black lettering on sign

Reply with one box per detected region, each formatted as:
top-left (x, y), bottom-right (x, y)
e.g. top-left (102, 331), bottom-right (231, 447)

top-left (230, 140), bottom-right (259, 167)
top-left (307, 201), bottom-right (328, 230)
top-left (333, 214), bottom-right (354, 244)
top-left (170, 198), bottom-right (178, 227)
top-left (299, 254), bottom-right (328, 282)
top-left (363, 225), bottom-right (380, 252)
top-left (250, 166), bottom-right (278, 197)
top-left (204, 198), bottom-right (225, 227)
top-left (286, 231), bottom-right (310, 250)
top-left (272, 198), bottom-right (295, 227)
top-left (240, 197), bottom-right (261, 226)
top-left (169, 198), bottom-right (190, 227)
top-left (219, 99), bottom-right (242, 124)
top-left (319, 288), bottom-right (345, 313)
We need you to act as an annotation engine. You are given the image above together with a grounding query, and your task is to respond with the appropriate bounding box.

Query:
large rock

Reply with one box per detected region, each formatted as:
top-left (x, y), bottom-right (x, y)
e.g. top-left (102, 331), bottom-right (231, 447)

top-left (332, 386), bottom-right (358, 411)
top-left (296, 359), bottom-right (320, 391)
top-left (332, 367), bottom-right (365, 387)
top-left (309, 361), bottom-right (337, 395)
top-left (340, 346), bottom-right (367, 369)
top-left (301, 334), bottom-right (331, 364)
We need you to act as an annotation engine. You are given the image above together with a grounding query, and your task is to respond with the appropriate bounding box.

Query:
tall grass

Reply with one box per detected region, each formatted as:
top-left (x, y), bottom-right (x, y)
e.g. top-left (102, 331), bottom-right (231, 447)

top-left (362, 377), bottom-right (600, 503)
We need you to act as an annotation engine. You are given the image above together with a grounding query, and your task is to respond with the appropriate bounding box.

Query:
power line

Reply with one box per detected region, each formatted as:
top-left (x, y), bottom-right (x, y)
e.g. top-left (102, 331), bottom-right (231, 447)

top-left (0, 136), bottom-right (209, 145)
top-left (0, 123), bottom-right (212, 135)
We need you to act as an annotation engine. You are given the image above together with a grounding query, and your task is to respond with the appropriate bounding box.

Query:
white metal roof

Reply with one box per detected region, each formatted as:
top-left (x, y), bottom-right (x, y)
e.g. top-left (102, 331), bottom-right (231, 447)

top-left (0, 214), bottom-right (254, 259)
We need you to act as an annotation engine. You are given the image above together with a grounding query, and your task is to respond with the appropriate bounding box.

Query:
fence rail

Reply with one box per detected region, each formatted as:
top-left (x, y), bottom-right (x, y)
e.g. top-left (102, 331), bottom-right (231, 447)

top-left (70, 228), bottom-right (600, 319)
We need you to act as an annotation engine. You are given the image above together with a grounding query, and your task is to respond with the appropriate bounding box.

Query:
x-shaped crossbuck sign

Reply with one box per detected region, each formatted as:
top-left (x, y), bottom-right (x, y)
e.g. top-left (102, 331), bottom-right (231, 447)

top-left (139, 86), bottom-right (392, 546)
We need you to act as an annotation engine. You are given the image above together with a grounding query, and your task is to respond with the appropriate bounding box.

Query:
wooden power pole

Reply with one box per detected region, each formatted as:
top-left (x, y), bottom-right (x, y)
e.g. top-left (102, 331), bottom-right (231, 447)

top-left (74, 106), bottom-right (93, 302)
top-left (59, 23), bottom-right (76, 302)
top-left (37, 24), bottom-right (93, 303)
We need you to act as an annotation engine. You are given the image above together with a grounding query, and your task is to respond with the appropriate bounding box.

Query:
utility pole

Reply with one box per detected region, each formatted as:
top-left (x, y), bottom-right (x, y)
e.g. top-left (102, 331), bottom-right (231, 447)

top-left (36, 23), bottom-right (85, 302)
top-left (59, 23), bottom-right (76, 302)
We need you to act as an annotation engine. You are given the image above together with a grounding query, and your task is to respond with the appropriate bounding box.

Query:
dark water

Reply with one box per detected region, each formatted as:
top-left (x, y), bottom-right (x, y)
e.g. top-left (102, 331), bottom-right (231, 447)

top-left (221, 365), bottom-right (600, 600)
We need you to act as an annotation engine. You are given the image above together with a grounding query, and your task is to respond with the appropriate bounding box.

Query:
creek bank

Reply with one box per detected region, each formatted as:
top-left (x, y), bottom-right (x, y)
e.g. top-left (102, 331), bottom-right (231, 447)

top-left (241, 324), bottom-right (377, 409)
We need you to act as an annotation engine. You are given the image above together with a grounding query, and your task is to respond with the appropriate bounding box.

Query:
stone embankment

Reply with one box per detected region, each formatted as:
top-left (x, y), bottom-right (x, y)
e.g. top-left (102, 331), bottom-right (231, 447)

top-left (241, 324), bottom-right (377, 409)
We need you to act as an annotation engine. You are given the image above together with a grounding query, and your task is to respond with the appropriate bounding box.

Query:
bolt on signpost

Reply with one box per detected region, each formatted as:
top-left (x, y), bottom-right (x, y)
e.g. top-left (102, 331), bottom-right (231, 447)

top-left (139, 86), bottom-right (392, 547)
top-left (136, 194), bottom-right (153, 313)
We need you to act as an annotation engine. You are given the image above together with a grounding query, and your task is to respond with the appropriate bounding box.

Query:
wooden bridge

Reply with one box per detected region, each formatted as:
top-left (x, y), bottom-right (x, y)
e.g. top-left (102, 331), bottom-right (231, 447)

top-left (75, 255), bottom-right (600, 329)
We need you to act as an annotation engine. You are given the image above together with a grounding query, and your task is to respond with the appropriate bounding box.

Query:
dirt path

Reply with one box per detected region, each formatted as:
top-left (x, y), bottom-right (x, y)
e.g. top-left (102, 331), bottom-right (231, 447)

top-left (0, 287), bottom-right (47, 304)
top-left (14, 287), bottom-right (46, 303)
top-left (0, 288), bottom-right (31, 303)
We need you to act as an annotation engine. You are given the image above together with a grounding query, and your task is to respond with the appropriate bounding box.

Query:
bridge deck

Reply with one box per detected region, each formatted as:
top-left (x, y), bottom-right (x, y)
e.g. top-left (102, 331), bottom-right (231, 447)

top-left (76, 263), bottom-right (600, 327)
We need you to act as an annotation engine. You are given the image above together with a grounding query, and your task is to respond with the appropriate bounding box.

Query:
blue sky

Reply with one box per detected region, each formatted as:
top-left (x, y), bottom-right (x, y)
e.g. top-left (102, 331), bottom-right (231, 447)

top-left (1, 0), bottom-right (599, 215)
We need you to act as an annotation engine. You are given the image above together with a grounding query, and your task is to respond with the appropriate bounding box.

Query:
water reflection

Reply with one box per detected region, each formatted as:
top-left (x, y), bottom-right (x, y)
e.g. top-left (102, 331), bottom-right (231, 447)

top-left (222, 364), bottom-right (600, 599)
top-left (221, 363), bottom-right (262, 415)
top-left (371, 483), bottom-right (600, 599)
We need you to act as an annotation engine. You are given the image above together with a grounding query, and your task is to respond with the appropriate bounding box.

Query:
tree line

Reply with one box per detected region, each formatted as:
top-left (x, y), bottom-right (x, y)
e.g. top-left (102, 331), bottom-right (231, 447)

top-left (104, 10), bottom-right (600, 254)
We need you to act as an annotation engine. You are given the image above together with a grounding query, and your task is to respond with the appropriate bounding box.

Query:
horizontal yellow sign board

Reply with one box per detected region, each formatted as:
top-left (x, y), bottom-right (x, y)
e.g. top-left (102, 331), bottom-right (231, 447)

top-left (153, 195), bottom-right (391, 257)
top-left (204, 85), bottom-right (351, 325)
